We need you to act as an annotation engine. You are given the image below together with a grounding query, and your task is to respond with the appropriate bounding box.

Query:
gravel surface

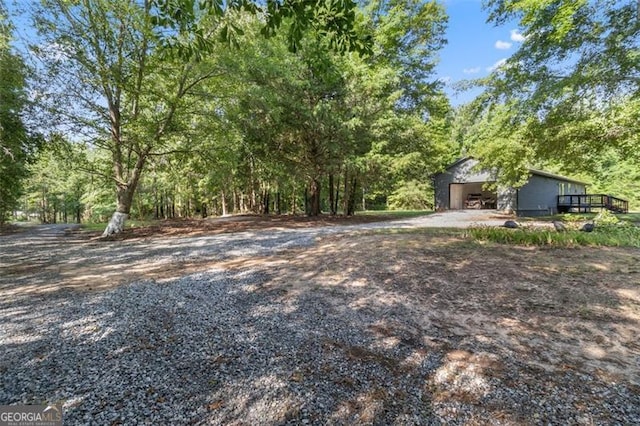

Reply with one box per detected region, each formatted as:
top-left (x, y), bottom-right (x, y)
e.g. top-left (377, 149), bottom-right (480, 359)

top-left (1, 214), bottom-right (639, 424)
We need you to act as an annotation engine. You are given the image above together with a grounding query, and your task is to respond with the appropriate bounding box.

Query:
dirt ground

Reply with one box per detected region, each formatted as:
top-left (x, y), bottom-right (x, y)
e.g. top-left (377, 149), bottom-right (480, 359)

top-left (3, 219), bottom-right (639, 380)
top-left (82, 214), bottom-right (412, 240)
top-left (2, 216), bottom-right (640, 422)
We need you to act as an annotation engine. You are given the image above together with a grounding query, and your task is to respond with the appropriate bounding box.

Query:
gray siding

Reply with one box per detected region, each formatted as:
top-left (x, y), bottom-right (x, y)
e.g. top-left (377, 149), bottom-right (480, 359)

top-left (434, 159), bottom-right (495, 210)
top-left (517, 174), bottom-right (586, 216)
top-left (434, 157), bottom-right (586, 215)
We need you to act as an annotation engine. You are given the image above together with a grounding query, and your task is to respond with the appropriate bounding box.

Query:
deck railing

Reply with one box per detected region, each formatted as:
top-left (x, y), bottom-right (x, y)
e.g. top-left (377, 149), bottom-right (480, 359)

top-left (557, 194), bottom-right (629, 214)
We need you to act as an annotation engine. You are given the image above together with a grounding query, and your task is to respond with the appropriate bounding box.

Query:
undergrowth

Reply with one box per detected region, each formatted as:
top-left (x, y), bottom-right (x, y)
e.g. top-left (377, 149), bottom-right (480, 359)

top-left (466, 211), bottom-right (640, 248)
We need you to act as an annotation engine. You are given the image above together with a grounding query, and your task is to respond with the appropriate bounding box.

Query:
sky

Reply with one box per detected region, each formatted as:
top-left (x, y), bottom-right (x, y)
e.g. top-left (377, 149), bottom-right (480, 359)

top-left (435, 0), bottom-right (523, 106)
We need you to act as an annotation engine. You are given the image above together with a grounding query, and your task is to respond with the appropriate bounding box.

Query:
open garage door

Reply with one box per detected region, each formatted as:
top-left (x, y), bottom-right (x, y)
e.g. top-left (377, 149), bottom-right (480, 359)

top-left (449, 183), bottom-right (497, 210)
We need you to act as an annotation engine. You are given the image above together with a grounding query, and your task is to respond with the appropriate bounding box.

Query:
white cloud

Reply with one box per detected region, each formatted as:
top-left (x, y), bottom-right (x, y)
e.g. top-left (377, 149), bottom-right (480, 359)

top-left (495, 40), bottom-right (512, 50)
top-left (487, 58), bottom-right (507, 72)
top-left (463, 67), bottom-right (481, 74)
top-left (510, 29), bottom-right (526, 42)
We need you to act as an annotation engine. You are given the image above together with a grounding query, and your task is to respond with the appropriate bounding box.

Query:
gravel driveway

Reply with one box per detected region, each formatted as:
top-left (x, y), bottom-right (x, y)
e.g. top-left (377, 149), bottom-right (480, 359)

top-left (1, 214), bottom-right (638, 424)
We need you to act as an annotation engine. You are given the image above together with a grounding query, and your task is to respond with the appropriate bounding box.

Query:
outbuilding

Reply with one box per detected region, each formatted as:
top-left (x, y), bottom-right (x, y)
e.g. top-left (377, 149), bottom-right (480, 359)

top-left (433, 157), bottom-right (588, 216)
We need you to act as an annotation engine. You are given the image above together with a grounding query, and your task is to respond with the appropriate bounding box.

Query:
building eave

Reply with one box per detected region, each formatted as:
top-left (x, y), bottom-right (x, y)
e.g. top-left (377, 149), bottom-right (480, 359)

top-left (528, 169), bottom-right (588, 186)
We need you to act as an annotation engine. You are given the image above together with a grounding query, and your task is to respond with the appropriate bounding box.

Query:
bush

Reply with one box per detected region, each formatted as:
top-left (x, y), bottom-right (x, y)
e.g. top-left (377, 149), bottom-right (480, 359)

top-left (387, 181), bottom-right (433, 210)
top-left (593, 209), bottom-right (620, 226)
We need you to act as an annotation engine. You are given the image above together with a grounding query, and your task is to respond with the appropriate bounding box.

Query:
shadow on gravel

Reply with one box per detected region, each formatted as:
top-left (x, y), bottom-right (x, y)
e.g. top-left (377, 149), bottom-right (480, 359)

top-left (1, 232), bottom-right (640, 424)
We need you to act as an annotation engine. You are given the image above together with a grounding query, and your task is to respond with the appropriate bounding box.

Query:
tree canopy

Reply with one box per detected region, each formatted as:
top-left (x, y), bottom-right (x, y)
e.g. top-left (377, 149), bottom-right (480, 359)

top-left (10, 0), bottom-right (451, 228)
top-left (0, 2), bottom-right (36, 224)
top-left (459, 0), bottom-right (640, 208)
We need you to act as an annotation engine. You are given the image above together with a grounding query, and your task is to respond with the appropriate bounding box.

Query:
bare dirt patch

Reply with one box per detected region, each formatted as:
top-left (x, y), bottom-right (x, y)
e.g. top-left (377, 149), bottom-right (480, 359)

top-left (242, 233), bottom-right (640, 372)
top-left (79, 214), bottom-right (407, 240)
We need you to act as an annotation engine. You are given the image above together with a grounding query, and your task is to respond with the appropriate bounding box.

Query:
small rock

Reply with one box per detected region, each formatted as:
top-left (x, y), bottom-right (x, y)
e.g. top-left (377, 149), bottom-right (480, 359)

top-left (553, 221), bottom-right (567, 232)
top-left (581, 222), bottom-right (595, 232)
top-left (504, 220), bottom-right (519, 229)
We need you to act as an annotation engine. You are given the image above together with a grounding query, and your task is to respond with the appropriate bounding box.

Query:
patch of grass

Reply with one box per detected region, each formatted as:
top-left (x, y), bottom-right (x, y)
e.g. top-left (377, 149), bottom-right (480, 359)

top-left (620, 212), bottom-right (640, 223)
top-left (358, 210), bottom-right (434, 219)
top-left (371, 227), bottom-right (463, 236)
top-left (520, 211), bottom-right (640, 224)
top-left (465, 224), bottom-right (640, 248)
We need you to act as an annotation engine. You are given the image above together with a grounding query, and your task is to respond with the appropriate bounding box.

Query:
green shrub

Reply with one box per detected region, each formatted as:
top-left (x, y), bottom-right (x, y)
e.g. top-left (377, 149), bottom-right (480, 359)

top-left (387, 181), bottom-right (433, 211)
top-left (560, 213), bottom-right (589, 223)
top-left (593, 209), bottom-right (620, 226)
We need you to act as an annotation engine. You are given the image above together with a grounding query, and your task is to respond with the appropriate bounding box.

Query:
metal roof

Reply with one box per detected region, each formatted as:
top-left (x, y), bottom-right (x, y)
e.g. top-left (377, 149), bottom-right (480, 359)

top-left (435, 157), bottom-right (588, 186)
top-left (528, 169), bottom-right (587, 185)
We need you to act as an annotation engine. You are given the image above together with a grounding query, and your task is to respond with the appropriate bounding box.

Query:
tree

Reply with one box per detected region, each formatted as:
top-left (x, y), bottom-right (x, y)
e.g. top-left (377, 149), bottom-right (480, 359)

top-left (463, 0), bottom-right (639, 189)
top-left (30, 0), bottom-right (370, 235)
top-left (0, 2), bottom-right (34, 224)
top-left (483, 0), bottom-right (639, 107)
top-left (31, 0), bottom-right (237, 235)
top-left (22, 140), bottom-right (89, 224)
top-left (153, 0), bottom-right (372, 55)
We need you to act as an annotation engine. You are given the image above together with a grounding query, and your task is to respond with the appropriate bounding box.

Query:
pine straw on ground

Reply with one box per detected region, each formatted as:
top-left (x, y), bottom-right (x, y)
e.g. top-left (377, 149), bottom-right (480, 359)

top-left (79, 214), bottom-right (409, 240)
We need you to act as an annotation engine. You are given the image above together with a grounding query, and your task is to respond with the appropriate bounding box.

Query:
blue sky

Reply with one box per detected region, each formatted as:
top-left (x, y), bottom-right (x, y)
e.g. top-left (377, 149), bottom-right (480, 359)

top-left (436, 0), bottom-right (524, 106)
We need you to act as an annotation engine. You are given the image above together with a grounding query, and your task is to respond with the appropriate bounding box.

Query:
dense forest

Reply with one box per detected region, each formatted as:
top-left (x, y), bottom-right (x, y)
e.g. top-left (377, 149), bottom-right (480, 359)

top-left (1, 0), bottom-right (638, 234)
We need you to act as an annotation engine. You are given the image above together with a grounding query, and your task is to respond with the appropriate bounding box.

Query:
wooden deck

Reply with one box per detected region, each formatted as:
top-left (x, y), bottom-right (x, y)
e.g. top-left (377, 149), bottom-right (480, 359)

top-left (557, 194), bottom-right (629, 214)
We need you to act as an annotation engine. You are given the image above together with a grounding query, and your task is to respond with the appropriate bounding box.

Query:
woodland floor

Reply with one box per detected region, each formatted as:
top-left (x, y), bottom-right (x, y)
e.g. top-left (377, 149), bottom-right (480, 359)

top-left (1, 214), bottom-right (639, 424)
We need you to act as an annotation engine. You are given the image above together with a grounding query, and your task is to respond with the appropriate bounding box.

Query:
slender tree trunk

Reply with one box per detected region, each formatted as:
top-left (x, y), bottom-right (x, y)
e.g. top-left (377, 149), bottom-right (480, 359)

top-left (347, 177), bottom-right (358, 216)
top-left (276, 191), bottom-right (281, 215)
top-left (221, 190), bottom-right (228, 216)
top-left (329, 174), bottom-right (336, 215)
top-left (232, 189), bottom-right (238, 214)
top-left (362, 187), bottom-right (366, 211)
top-left (262, 189), bottom-right (270, 215)
top-left (292, 187), bottom-right (297, 215)
top-left (41, 187), bottom-right (46, 224)
top-left (342, 169), bottom-right (349, 216)
top-left (154, 191), bottom-right (159, 219)
top-left (334, 175), bottom-right (340, 214)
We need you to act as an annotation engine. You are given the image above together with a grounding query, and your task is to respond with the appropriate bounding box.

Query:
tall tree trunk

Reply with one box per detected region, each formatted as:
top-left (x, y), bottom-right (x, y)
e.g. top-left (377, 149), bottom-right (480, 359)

top-left (292, 187), bottom-right (297, 215)
top-left (221, 190), bottom-right (228, 216)
top-left (232, 189), bottom-right (238, 214)
top-left (262, 189), bottom-right (270, 215)
top-left (103, 153), bottom-right (146, 236)
top-left (342, 168), bottom-right (349, 216)
top-left (328, 174), bottom-right (336, 215)
top-left (362, 186), bottom-right (366, 211)
top-left (276, 191), bottom-right (281, 215)
top-left (308, 178), bottom-right (321, 216)
top-left (103, 184), bottom-right (136, 236)
top-left (334, 174), bottom-right (340, 215)
top-left (41, 187), bottom-right (47, 224)
top-left (347, 177), bottom-right (358, 216)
